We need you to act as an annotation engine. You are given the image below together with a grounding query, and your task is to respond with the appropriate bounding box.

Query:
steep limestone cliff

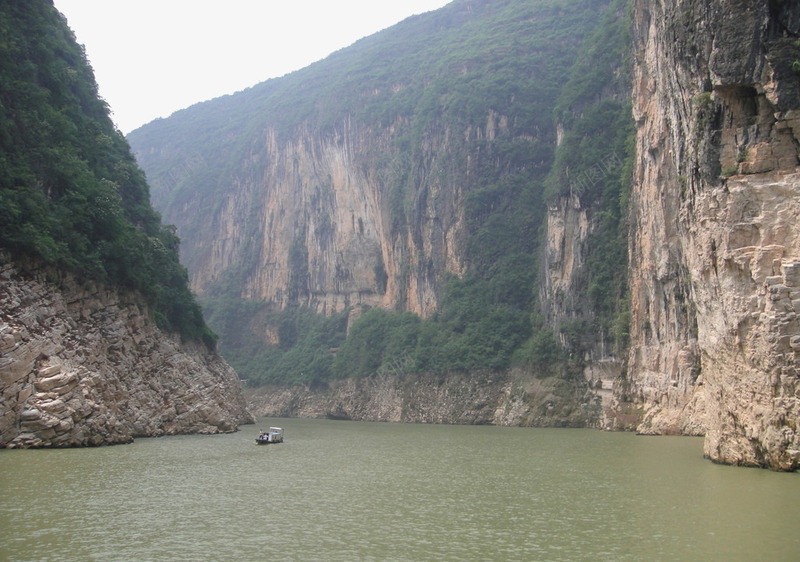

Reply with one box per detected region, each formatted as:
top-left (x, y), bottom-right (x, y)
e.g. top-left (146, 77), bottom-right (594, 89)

top-left (130, 0), bottom-right (623, 392)
top-left (150, 118), bottom-right (473, 318)
top-left (125, 0), bottom-right (800, 470)
top-left (0, 254), bottom-right (255, 447)
top-left (129, 0), bottom-right (608, 331)
top-left (0, 1), bottom-right (255, 448)
top-left (623, 0), bottom-right (800, 469)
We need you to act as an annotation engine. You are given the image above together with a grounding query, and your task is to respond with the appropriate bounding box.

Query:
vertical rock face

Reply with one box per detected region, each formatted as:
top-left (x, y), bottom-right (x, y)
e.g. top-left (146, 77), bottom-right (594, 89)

top-left (144, 116), bottom-right (522, 317)
top-left (626, 0), bottom-right (800, 469)
top-left (0, 254), bottom-right (255, 448)
top-left (541, 194), bottom-right (592, 344)
top-left (129, 1), bottom-right (609, 328)
top-left (541, 193), bottom-right (623, 407)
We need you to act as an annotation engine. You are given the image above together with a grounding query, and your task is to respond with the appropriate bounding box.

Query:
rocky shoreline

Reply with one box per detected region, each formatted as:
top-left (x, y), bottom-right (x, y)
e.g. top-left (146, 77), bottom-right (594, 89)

top-left (0, 254), bottom-right (254, 448)
top-left (246, 368), bottom-right (601, 428)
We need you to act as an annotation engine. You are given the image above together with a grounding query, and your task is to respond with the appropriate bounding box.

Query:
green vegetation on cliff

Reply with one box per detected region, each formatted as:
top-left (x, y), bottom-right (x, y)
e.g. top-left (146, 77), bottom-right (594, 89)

top-left (0, 0), bottom-right (214, 345)
top-left (543, 0), bottom-right (634, 358)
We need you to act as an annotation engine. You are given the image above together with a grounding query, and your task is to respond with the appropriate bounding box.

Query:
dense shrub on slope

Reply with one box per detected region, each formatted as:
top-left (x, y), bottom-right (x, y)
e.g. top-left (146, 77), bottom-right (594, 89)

top-left (0, 0), bottom-right (214, 345)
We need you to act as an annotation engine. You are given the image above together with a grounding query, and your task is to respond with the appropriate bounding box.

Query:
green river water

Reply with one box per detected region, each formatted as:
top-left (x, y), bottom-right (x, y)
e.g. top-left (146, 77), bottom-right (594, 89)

top-left (1, 418), bottom-right (799, 561)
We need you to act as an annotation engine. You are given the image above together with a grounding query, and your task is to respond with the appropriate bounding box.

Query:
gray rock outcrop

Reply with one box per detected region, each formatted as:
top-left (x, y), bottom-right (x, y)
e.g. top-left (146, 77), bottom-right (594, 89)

top-left (0, 254), bottom-right (255, 448)
top-left (247, 368), bottom-right (598, 428)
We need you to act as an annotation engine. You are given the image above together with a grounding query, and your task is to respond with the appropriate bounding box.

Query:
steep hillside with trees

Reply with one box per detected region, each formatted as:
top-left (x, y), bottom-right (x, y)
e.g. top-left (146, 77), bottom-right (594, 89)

top-left (0, 0), bottom-right (252, 448)
top-left (0, 0), bottom-right (214, 345)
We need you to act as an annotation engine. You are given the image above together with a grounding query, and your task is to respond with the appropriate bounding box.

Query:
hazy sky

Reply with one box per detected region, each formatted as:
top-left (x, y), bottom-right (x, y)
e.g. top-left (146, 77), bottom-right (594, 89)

top-left (53, 0), bottom-right (452, 134)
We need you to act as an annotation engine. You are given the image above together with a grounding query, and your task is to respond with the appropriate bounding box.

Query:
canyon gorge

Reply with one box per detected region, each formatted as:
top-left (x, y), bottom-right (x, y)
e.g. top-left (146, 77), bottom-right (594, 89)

top-left (3, 0), bottom-right (799, 470)
top-left (130, 0), bottom-right (800, 469)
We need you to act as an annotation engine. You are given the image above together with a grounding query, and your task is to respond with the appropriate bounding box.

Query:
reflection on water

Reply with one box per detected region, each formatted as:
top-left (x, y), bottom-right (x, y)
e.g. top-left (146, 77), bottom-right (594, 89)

top-left (1, 419), bottom-right (799, 561)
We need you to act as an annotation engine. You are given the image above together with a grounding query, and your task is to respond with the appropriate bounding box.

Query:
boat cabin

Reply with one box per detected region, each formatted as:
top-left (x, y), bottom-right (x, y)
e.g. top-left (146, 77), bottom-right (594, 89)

top-left (256, 427), bottom-right (284, 444)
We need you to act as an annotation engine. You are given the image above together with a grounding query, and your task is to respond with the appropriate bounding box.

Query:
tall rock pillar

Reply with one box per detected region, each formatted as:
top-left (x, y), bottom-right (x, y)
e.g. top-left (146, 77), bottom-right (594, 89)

top-left (625, 0), bottom-right (800, 469)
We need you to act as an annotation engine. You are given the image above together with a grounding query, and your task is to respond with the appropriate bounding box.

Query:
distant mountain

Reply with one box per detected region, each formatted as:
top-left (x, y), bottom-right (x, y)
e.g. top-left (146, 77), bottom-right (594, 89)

top-left (128, 0), bottom-right (630, 389)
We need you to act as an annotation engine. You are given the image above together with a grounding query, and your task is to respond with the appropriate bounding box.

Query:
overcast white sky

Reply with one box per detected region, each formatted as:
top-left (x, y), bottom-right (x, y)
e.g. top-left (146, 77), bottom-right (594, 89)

top-left (53, 0), bottom-right (452, 134)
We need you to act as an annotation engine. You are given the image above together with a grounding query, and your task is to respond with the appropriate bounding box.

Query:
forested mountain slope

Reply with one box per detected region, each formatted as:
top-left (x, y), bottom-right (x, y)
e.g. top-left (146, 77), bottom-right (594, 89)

top-left (0, 0), bottom-right (253, 448)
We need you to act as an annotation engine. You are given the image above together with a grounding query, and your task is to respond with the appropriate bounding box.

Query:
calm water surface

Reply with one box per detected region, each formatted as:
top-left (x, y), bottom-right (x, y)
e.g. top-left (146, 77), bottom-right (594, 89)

top-left (1, 419), bottom-right (799, 561)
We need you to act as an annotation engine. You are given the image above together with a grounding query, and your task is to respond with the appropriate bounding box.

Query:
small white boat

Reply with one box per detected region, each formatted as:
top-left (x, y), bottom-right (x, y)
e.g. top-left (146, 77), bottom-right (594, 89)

top-left (256, 427), bottom-right (284, 445)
